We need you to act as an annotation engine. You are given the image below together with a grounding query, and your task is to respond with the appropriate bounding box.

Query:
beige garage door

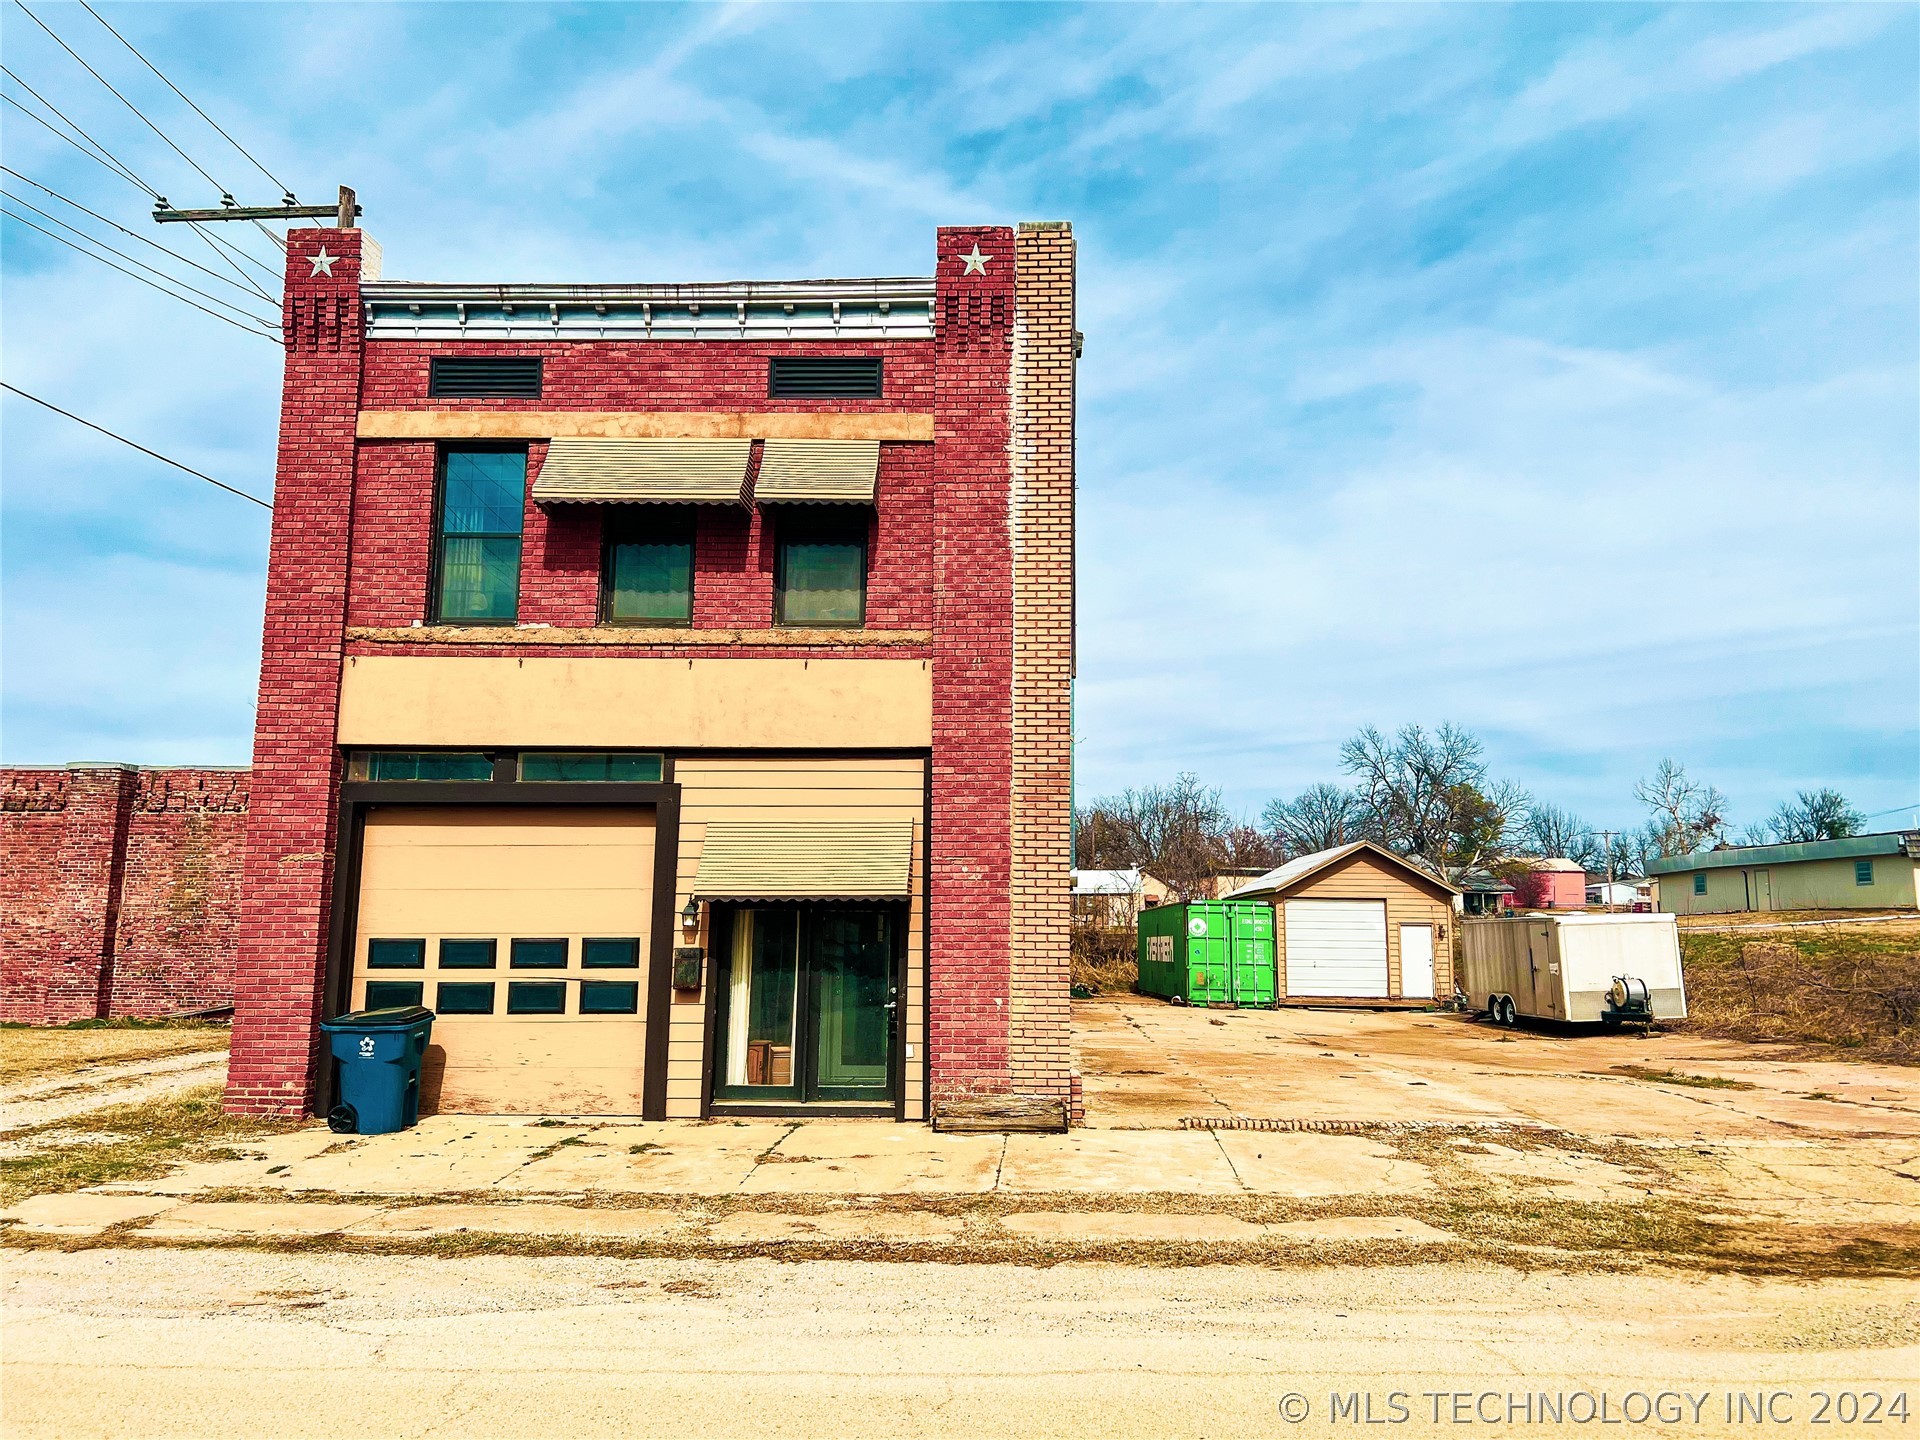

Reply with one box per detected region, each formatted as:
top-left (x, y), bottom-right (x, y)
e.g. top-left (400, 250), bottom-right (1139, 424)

top-left (351, 807), bottom-right (655, 1114)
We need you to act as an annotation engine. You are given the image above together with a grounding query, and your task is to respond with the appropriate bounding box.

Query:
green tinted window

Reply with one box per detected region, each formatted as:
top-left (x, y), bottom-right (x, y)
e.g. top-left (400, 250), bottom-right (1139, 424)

top-left (435, 448), bottom-right (524, 621)
top-left (582, 938), bottom-right (640, 969)
top-left (775, 516), bottom-right (866, 626)
top-left (351, 752), bottom-right (494, 782)
top-left (436, 982), bottom-right (495, 1014)
top-left (606, 514), bottom-right (693, 624)
top-left (364, 980), bottom-right (423, 1010)
top-left (518, 752), bottom-right (663, 783)
top-left (511, 939), bottom-right (568, 969)
top-left (507, 981), bottom-right (567, 1015)
top-left (367, 938), bottom-right (425, 969)
top-left (580, 981), bottom-right (639, 1014)
top-left (440, 939), bottom-right (497, 969)
top-left (1693, 874), bottom-right (1706, 895)
top-left (1856, 860), bottom-right (1874, 886)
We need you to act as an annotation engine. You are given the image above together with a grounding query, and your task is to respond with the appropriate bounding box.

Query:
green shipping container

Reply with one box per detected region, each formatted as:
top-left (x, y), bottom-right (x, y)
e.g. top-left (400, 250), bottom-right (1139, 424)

top-left (1136, 902), bottom-right (1276, 1007)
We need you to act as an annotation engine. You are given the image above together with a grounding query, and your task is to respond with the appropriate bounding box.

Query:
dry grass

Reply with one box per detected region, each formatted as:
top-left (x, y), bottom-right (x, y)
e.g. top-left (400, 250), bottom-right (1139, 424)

top-left (0, 1083), bottom-right (298, 1206)
top-left (1070, 930), bottom-right (1137, 995)
top-left (1678, 921), bottom-right (1920, 1064)
top-left (1675, 910), bottom-right (1915, 929)
top-left (0, 1021), bottom-right (230, 1086)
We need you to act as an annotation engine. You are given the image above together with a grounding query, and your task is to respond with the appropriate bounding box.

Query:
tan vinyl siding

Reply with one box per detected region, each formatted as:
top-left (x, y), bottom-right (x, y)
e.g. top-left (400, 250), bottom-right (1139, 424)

top-left (667, 756), bottom-right (929, 1119)
top-left (1269, 852), bottom-right (1455, 1001)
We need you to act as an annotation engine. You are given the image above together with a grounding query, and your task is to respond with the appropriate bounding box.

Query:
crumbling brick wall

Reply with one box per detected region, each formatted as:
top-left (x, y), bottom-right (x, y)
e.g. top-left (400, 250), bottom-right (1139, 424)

top-left (0, 764), bottom-right (248, 1023)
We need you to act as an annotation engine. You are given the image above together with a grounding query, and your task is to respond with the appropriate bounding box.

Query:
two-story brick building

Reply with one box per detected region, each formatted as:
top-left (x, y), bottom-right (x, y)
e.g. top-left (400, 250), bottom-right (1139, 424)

top-left (223, 222), bottom-right (1076, 1125)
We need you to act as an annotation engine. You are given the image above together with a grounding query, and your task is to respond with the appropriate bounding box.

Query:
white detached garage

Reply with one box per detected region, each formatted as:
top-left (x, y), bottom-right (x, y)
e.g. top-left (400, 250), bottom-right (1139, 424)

top-left (1225, 842), bottom-right (1460, 1005)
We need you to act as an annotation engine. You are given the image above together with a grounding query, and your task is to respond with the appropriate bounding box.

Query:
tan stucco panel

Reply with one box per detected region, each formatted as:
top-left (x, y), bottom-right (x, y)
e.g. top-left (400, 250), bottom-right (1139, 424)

top-left (356, 411), bottom-right (934, 442)
top-left (337, 656), bottom-right (932, 748)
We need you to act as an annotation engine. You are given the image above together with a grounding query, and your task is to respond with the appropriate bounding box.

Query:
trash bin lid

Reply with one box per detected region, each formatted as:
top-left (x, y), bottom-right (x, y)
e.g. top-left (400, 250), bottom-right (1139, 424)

top-left (321, 1005), bottom-right (433, 1030)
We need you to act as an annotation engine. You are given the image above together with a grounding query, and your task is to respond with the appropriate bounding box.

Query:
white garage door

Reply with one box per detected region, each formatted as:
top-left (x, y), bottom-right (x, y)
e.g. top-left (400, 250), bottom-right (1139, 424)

top-left (1283, 900), bottom-right (1389, 998)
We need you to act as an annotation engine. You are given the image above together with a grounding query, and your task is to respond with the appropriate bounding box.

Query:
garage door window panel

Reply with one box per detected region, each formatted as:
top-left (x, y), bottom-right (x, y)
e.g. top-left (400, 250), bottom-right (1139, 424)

top-left (437, 982), bottom-right (496, 1015)
top-left (580, 981), bottom-right (639, 1015)
top-left (365, 980), bottom-right (424, 1009)
top-left (507, 981), bottom-right (568, 1016)
top-left (510, 939), bottom-right (568, 969)
top-left (440, 939), bottom-right (497, 969)
top-left (366, 938), bottom-right (425, 969)
top-left (582, 937), bottom-right (641, 969)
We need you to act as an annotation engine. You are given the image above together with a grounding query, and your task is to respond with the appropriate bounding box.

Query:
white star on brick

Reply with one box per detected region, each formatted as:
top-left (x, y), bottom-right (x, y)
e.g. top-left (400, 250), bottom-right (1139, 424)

top-left (308, 247), bottom-right (338, 277)
top-left (958, 244), bottom-right (990, 275)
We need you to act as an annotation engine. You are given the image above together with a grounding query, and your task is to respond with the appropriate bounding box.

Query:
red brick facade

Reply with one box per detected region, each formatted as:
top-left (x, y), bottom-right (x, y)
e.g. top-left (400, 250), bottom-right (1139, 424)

top-left (1, 765), bottom-right (247, 1024)
top-left (218, 223), bottom-right (1072, 1118)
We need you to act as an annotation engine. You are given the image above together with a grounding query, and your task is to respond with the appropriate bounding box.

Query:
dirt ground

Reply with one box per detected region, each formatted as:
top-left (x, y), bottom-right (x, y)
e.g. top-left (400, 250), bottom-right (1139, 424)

top-left (6, 1249), bottom-right (1916, 1439)
top-left (1074, 995), bottom-right (1920, 1136)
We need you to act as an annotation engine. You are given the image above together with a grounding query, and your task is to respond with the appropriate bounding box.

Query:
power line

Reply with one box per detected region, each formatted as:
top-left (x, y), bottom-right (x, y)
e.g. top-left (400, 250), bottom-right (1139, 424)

top-left (13, 0), bottom-right (226, 194)
top-left (11, 3), bottom-right (291, 273)
top-left (1, 195), bottom-right (279, 326)
top-left (75, 0), bottom-right (295, 200)
top-left (1, 205), bottom-right (279, 339)
top-left (1, 382), bottom-right (273, 509)
top-left (0, 71), bottom-right (156, 196)
top-left (1, 171), bottom-right (275, 303)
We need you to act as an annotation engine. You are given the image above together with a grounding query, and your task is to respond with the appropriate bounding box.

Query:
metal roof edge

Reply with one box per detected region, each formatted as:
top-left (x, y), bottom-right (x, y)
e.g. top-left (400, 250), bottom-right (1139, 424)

top-left (362, 277), bottom-right (934, 303)
top-left (1646, 831), bottom-right (1917, 874)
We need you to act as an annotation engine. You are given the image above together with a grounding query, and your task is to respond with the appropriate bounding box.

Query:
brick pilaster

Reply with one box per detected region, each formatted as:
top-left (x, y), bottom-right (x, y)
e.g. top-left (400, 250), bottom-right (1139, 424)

top-left (224, 228), bottom-right (376, 1115)
top-left (929, 225), bottom-right (1017, 1098)
top-left (1009, 222), bottom-right (1077, 1111)
top-left (36, 764), bottom-right (138, 1023)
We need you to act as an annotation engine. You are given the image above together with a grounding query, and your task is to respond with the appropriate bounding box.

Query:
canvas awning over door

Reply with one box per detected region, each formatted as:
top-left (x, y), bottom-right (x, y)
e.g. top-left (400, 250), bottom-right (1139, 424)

top-left (694, 819), bottom-right (914, 900)
top-left (753, 439), bottom-right (881, 504)
top-left (531, 437), bottom-right (752, 504)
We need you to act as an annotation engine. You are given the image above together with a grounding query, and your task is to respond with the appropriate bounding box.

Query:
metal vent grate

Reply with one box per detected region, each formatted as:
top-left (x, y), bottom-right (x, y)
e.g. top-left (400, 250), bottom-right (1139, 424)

top-left (767, 356), bottom-right (883, 399)
top-left (428, 356), bottom-right (544, 398)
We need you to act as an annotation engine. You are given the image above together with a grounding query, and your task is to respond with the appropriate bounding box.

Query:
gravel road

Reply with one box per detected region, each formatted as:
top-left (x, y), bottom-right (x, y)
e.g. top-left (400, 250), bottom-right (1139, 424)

top-left (6, 1250), bottom-right (1916, 1438)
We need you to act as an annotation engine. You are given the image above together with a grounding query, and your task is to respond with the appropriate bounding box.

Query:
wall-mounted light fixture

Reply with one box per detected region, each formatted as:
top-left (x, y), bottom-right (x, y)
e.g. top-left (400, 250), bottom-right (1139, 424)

top-left (681, 897), bottom-right (701, 932)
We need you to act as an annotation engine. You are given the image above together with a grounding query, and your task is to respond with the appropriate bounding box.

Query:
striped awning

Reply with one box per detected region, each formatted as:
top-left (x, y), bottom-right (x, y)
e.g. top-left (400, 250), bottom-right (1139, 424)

top-left (753, 439), bottom-right (881, 504)
top-left (694, 820), bottom-right (914, 900)
top-left (531, 437), bottom-right (751, 504)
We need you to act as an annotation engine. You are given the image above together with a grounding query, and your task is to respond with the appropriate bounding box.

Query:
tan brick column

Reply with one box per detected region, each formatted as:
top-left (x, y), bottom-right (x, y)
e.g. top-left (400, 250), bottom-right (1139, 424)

top-left (1009, 222), bottom-right (1076, 1111)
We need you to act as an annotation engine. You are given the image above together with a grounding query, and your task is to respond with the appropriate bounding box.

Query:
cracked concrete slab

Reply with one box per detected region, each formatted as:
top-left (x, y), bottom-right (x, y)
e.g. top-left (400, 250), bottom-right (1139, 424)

top-left (0, 1194), bottom-right (178, 1235)
top-left (999, 1212), bottom-right (1266, 1242)
top-left (706, 1212), bottom-right (964, 1243)
top-left (1211, 1131), bottom-right (1434, 1196)
top-left (348, 1204), bottom-right (684, 1238)
top-left (133, 1202), bottom-right (380, 1238)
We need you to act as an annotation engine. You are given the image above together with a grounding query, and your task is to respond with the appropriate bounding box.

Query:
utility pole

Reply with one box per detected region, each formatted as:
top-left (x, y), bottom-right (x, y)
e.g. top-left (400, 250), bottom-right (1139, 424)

top-left (152, 184), bottom-right (361, 227)
top-left (1593, 830), bottom-right (1621, 913)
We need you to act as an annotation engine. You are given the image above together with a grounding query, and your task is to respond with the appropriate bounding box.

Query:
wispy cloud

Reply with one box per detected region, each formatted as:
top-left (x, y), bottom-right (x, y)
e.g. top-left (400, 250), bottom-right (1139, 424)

top-left (2, 2), bottom-right (1913, 834)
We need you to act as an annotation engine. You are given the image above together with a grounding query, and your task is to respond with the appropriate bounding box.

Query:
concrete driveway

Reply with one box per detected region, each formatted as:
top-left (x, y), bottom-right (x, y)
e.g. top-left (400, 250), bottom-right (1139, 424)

top-left (1075, 995), bottom-right (1920, 1139)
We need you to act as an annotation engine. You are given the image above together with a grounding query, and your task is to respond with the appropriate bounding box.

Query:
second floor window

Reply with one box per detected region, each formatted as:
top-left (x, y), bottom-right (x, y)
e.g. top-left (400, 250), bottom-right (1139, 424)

top-left (774, 511), bottom-right (867, 627)
top-left (604, 511), bottom-right (693, 625)
top-left (434, 447), bottom-right (525, 623)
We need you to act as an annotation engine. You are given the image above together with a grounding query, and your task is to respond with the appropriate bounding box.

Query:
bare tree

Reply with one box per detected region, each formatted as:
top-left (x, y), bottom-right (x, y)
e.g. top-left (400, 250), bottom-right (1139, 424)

top-left (1633, 759), bottom-right (1729, 858)
top-left (1767, 789), bottom-right (1865, 843)
top-left (1521, 802), bottom-right (1598, 867)
top-left (1339, 723), bottom-right (1528, 879)
top-left (1074, 773), bottom-right (1240, 902)
top-left (1260, 782), bottom-right (1362, 855)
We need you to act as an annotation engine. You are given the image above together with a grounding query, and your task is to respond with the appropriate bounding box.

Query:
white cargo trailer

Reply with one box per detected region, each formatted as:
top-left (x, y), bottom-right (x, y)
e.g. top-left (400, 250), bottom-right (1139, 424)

top-left (1460, 913), bottom-right (1686, 1026)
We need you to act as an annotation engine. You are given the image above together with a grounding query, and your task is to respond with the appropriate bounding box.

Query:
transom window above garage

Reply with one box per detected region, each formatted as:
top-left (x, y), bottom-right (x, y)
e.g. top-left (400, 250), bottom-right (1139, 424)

top-left (345, 750), bottom-right (663, 783)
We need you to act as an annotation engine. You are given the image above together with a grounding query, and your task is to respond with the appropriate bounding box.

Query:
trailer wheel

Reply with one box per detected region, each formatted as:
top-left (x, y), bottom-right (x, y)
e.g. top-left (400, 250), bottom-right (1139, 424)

top-left (1497, 996), bottom-right (1517, 1027)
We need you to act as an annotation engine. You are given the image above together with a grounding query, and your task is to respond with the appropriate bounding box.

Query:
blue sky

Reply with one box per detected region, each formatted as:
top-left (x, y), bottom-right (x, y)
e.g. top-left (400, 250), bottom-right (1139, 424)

top-left (3, 2), bottom-right (1916, 837)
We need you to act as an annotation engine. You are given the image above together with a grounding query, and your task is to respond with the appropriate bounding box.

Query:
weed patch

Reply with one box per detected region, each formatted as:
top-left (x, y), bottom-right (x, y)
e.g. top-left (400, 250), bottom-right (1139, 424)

top-left (0, 1084), bottom-right (299, 1206)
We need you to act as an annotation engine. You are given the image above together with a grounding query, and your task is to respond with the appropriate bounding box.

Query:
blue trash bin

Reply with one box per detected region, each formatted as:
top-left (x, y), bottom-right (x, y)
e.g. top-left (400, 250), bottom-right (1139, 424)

top-left (319, 1005), bottom-right (434, 1135)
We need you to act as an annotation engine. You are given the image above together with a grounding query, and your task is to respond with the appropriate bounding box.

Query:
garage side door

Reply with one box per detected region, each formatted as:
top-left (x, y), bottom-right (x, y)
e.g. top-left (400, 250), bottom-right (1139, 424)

top-left (1283, 899), bottom-right (1388, 998)
top-left (352, 806), bottom-right (655, 1115)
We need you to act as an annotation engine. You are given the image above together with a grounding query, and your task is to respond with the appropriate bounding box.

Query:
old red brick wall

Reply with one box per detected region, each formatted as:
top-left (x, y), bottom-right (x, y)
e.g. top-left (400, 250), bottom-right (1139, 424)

top-left (347, 340), bottom-right (939, 635)
top-left (225, 228), bottom-right (372, 1116)
top-left (1, 765), bottom-right (247, 1023)
top-left (928, 225), bottom-right (1018, 1098)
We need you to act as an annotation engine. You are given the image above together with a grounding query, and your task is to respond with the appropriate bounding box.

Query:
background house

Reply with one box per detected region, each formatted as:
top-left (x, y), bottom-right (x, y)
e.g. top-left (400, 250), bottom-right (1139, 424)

top-left (1072, 869), bottom-right (1143, 931)
top-left (1649, 832), bottom-right (1920, 914)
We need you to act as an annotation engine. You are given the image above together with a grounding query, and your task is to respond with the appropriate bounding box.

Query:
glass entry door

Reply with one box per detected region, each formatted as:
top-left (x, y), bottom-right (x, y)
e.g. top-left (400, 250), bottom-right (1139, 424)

top-left (715, 906), bottom-right (896, 1105)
